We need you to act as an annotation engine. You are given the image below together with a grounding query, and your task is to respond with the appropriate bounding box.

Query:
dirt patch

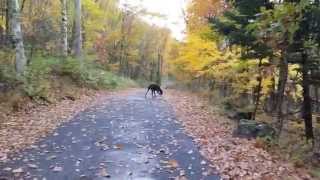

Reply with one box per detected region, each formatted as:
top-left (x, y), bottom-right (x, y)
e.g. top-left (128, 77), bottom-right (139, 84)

top-left (0, 88), bottom-right (135, 162)
top-left (165, 90), bottom-right (312, 180)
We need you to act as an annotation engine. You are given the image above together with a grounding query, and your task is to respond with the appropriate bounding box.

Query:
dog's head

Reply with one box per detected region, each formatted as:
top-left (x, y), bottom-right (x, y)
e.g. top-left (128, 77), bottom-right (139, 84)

top-left (158, 88), bottom-right (163, 95)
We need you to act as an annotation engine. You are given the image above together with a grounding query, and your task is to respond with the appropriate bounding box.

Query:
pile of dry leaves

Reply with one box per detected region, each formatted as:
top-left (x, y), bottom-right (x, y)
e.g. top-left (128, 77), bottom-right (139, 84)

top-left (165, 90), bottom-right (312, 180)
top-left (0, 89), bottom-right (133, 163)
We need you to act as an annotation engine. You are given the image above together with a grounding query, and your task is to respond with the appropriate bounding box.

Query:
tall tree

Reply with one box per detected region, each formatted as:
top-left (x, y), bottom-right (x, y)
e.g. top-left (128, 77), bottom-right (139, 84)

top-left (242, 0), bottom-right (320, 140)
top-left (74, 0), bottom-right (82, 58)
top-left (60, 0), bottom-right (68, 57)
top-left (156, 30), bottom-right (169, 85)
top-left (9, 0), bottom-right (27, 74)
top-left (212, 0), bottom-right (274, 119)
top-left (289, 0), bottom-right (320, 141)
top-left (5, 0), bottom-right (10, 38)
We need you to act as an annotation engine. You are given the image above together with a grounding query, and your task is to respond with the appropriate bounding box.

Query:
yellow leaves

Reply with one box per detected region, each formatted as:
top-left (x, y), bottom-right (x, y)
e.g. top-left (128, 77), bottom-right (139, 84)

top-left (186, 0), bottom-right (225, 32)
top-left (169, 28), bottom-right (279, 101)
top-left (49, 1), bottom-right (61, 19)
top-left (0, 18), bottom-right (5, 29)
top-left (83, 0), bottom-right (104, 18)
top-left (170, 32), bottom-right (223, 78)
top-left (82, 0), bottom-right (105, 48)
top-left (82, 0), bottom-right (123, 50)
top-left (286, 64), bottom-right (303, 101)
top-left (170, 31), bottom-right (246, 84)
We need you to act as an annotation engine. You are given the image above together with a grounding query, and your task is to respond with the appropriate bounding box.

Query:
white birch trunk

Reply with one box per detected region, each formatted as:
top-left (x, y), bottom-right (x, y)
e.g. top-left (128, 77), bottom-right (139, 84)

top-left (9, 0), bottom-right (27, 74)
top-left (74, 0), bottom-right (82, 58)
top-left (61, 0), bottom-right (68, 57)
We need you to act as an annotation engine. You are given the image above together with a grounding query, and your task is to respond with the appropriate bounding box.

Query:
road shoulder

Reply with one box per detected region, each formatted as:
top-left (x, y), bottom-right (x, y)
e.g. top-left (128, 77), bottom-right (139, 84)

top-left (165, 89), bottom-right (311, 179)
top-left (0, 89), bottom-right (135, 162)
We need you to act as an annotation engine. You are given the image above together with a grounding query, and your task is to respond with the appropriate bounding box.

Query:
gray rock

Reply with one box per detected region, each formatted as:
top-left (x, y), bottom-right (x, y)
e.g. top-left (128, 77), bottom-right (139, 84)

top-left (234, 119), bottom-right (275, 139)
top-left (0, 83), bottom-right (11, 93)
top-left (228, 111), bottom-right (253, 120)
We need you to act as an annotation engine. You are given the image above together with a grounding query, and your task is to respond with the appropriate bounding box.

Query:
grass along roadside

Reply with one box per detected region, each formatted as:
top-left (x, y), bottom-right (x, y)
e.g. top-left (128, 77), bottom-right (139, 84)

top-left (0, 56), bottom-right (137, 116)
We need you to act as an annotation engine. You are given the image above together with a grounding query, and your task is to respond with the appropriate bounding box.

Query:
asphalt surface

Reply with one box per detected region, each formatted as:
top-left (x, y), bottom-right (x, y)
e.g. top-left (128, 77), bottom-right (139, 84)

top-left (0, 90), bottom-right (220, 180)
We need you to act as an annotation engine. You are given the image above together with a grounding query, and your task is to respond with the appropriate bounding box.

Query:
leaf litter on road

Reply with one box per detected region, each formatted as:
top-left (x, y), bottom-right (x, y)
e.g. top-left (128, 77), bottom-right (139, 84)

top-left (0, 89), bottom-right (134, 161)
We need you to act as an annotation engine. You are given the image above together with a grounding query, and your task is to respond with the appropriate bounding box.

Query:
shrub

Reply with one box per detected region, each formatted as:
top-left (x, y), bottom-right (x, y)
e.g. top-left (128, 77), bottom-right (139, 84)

top-left (59, 57), bottom-right (136, 89)
top-left (0, 50), bottom-right (17, 85)
top-left (21, 56), bottom-right (55, 99)
top-left (1, 55), bottom-right (136, 102)
top-left (0, 64), bottom-right (16, 84)
top-left (255, 136), bottom-right (276, 149)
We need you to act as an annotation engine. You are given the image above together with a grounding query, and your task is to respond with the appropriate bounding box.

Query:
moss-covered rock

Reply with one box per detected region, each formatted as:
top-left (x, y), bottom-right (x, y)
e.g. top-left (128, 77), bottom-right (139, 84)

top-left (234, 119), bottom-right (276, 139)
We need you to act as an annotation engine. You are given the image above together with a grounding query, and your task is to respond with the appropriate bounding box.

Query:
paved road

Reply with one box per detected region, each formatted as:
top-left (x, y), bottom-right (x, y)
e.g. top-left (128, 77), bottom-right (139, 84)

top-left (0, 90), bottom-right (219, 180)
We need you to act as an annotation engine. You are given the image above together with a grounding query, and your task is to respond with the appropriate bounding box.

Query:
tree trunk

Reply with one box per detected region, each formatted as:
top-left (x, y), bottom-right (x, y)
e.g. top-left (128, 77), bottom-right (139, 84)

top-left (9, 0), bottom-right (27, 74)
top-left (118, 14), bottom-right (126, 76)
top-left (276, 52), bottom-right (288, 136)
top-left (301, 52), bottom-right (314, 142)
top-left (253, 58), bottom-right (263, 120)
top-left (118, 41), bottom-right (125, 75)
top-left (264, 77), bottom-right (276, 114)
top-left (60, 0), bottom-right (68, 57)
top-left (5, 0), bottom-right (10, 37)
top-left (73, 0), bottom-right (82, 58)
top-left (315, 86), bottom-right (319, 112)
top-left (156, 50), bottom-right (162, 85)
top-left (270, 77), bottom-right (276, 111)
top-left (150, 60), bottom-right (155, 81)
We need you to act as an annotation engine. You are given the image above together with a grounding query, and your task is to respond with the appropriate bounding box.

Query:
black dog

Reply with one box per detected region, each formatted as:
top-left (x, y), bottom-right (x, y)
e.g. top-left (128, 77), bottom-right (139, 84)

top-left (145, 84), bottom-right (163, 97)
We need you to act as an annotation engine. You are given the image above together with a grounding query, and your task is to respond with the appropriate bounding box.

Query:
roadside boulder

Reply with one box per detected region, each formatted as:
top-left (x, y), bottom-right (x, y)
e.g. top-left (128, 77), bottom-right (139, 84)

top-left (311, 151), bottom-right (320, 165)
top-left (234, 119), bottom-right (276, 139)
top-left (0, 83), bottom-right (11, 93)
top-left (228, 111), bottom-right (253, 120)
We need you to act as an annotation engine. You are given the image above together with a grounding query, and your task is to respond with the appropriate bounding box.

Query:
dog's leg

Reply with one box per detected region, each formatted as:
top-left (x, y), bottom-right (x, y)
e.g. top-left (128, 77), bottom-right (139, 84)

top-left (145, 88), bottom-right (150, 97)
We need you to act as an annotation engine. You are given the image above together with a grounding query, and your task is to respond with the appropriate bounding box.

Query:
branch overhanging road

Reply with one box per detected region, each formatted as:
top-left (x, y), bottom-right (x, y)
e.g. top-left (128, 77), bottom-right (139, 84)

top-left (0, 90), bottom-right (219, 180)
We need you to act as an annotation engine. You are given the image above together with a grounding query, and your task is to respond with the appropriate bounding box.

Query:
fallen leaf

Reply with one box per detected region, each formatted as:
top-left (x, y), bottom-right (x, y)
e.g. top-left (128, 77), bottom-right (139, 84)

top-left (113, 144), bottom-right (123, 150)
top-left (3, 167), bottom-right (12, 171)
top-left (46, 155), bottom-right (57, 160)
top-left (99, 168), bottom-right (111, 178)
top-left (52, 166), bottom-right (63, 172)
top-left (12, 167), bottom-right (24, 173)
top-left (162, 159), bottom-right (179, 169)
top-left (27, 164), bottom-right (38, 169)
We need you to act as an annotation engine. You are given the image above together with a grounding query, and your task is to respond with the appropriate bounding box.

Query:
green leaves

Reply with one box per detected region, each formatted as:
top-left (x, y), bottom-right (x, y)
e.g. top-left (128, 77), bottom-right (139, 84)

top-left (21, 57), bottom-right (55, 99)
top-left (212, 0), bottom-right (273, 59)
